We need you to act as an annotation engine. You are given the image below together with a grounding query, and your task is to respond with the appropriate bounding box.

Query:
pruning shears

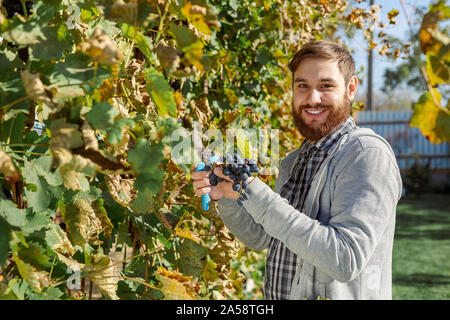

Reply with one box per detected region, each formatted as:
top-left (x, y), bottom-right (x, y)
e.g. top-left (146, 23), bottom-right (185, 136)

top-left (195, 153), bottom-right (219, 211)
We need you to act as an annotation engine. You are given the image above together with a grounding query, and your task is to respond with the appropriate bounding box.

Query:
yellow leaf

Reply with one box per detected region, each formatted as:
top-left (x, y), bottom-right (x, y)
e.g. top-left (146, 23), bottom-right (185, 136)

top-left (426, 51), bottom-right (449, 86)
top-left (410, 89), bottom-right (450, 144)
top-left (155, 267), bottom-right (196, 300)
top-left (14, 257), bottom-right (50, 293)
top-left (175, 225), bottom-right (201, 244)
top-left (181, 2), bottom-right (217, 36)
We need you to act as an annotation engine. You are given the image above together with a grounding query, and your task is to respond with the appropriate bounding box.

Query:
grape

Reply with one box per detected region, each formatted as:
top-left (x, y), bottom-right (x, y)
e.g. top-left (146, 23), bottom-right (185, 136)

top-left (205, 152), bottom-right (261, 207)
top-left (240, 172), bottom-right (248, 181)
top-left (3, 0), bottom-right (34, 18)
top-left (209, 172), bottom-right (218, 186)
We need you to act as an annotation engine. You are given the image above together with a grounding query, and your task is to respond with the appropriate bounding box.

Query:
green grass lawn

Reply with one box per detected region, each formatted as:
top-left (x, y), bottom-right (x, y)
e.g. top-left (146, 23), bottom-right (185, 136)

top-left (392, 193), bottom-right (450, 300)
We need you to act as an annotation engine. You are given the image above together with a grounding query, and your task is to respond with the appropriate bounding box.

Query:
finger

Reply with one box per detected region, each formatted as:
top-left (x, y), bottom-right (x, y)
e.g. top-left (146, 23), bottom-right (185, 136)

top-left (193, 178), bottom-right (210, 190)
top-left (191, 170), bottom-right (209, 180)
top-left (194, 186), bottom-right (212, 196)
top-left (213, 167), bottom-right (233, 182)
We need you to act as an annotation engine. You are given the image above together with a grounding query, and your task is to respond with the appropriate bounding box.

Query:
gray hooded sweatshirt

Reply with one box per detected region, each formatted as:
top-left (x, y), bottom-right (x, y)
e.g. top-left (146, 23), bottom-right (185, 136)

top-left (217, 126), bottom-right (403, 300)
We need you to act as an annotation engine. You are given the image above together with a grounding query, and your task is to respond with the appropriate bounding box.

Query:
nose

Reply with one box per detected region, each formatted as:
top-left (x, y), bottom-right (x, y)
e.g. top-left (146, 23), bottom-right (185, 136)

top-left (306, 89), bottom-right (322, 106)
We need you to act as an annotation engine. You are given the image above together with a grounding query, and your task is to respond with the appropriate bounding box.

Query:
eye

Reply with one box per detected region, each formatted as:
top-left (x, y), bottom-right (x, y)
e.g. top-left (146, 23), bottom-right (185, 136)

top-left (321, 83), bottom-right (334, 89)
top-left (298, 83), bottom-right (308, 88)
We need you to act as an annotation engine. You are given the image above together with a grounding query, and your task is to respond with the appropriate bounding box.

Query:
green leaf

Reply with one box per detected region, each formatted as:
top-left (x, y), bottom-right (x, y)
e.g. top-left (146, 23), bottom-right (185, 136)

top-left (21, 158), bottom-right (63, 212)
top-left (0, 199), bottom-right (27, 227)
top-left (86, 101), bottom-right (119, 130)
top-left (0, 217), bottom-right (11, 266)
top-left (0, 112), bottom-right (27, 145)
top-left (1, 3), bottom-right (55, 45)
top-left (127, 138), bottom-right (165, 196)
top-left (18, 242), bottom-right (52, 270)
top-left (49, 52), bottom-right (111, 101)
top-left (178, 239), bottom-right (208, 279)
top-left (0, 72), bottom-right (29, 120)
top-left (134, 32), bottom-right (156, 65)
top-left (106, 118), bottom-right (135, 144)
top-left (29, 26), bottom-right (73, 61)
top-left (21, 211), bottom-right (52, 235)
top-left (145, 67), bottom-right (177, 118)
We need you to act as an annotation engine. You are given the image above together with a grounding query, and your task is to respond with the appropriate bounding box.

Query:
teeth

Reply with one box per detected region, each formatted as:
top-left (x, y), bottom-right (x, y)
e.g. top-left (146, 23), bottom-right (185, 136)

top-left (306, 110), bottom-right (323, 115)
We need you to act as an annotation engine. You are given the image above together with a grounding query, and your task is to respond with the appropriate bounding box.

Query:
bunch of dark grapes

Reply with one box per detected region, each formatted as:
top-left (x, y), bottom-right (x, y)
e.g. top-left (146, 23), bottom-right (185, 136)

top-left (2, 0), bottom-right (34, 19)
top-left (208, 153), bottom-right (260, 206)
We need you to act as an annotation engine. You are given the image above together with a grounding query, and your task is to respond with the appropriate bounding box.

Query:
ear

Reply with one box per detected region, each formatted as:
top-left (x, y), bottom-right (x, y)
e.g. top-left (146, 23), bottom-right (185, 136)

top-left (347, 75), bottom-right (358, 101)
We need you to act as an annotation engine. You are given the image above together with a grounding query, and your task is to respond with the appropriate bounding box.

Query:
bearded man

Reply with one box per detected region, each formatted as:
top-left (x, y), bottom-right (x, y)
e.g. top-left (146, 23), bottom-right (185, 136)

top-left (192, 40), bottom-right (402, 300)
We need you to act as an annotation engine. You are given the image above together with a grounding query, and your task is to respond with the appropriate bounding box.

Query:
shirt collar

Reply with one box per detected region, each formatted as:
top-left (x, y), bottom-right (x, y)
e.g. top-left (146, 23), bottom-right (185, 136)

top-left (299, 116), bottom-right (356, 154)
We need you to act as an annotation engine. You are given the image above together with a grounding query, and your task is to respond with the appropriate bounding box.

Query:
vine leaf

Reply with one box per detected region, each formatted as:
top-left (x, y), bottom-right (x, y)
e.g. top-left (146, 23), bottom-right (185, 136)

top-left (17, 242), bottom-right (52, 270)
top-left (419, 2), bottom-right (450, 55)
top-left (155, 267), bottom-right (197, 300)
top-left (410, 89), bottom-right (450, 144)
top-left (62, 198), bottom-right (104, 247)
top-left (145, 67), bottom-right (177, 118)
top-left (21, 158), bottom-right (64, 212)
top-left (425, 47), bottom-right (450, 87)
top-left (105, 174), bottom-right (137, 207)
top-left (178, 239), bottom-right (207, 279)
top-left (84, 251), bottom-right (119, 300)
top-left (0, 2), bottom-right (55, 46)
top-left (127, 138), bottom-right (165, 196)
top-left (49, 52), bottom-right (112, 102)
top-left (48, 118), bottom-right (84, 167)
top-left (21, 70), bottom-right (58, 107)
top-left (0, 217), bottom-right (11, 265)
top-left (56, 250), bottom-right (120, 300)
top-left (13, 256), bottom-right (50, 293)
top-left (0, 199), bottom-right (27, 228)
top-left (45, 223), bottom-right (75, 256)
top-left (86, 101), bottom-right (119, 130)
top-left (78, 27), bottom-right (122, 65)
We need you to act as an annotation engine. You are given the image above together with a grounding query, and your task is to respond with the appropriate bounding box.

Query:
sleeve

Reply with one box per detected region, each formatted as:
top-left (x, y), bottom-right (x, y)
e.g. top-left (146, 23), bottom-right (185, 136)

top-left (242, 146), bottom-right (402, 282)
top-left (217, 196), bottom-right (271, 251)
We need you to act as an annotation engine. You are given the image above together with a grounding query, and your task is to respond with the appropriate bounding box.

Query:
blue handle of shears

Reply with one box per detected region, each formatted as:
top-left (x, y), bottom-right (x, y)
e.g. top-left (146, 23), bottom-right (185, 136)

top-left (195, 162), bottom-right (210, 211)
top-left (195, 154), bottom-right (219, 211)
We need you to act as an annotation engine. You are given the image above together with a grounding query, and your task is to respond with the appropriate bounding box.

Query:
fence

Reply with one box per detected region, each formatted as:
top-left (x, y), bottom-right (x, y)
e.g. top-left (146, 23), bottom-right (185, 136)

top-left (354, 110), bottom-right (450, 173)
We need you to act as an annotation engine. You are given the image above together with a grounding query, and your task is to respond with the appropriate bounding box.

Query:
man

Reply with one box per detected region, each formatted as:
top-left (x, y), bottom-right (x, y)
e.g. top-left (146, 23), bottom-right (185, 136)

top-left (192, 40), bottom-right (402, 300)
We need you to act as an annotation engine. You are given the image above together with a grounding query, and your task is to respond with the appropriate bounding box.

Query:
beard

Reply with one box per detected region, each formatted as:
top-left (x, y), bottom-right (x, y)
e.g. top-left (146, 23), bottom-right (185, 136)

top-left (292, 94), bottom-right (351, 142)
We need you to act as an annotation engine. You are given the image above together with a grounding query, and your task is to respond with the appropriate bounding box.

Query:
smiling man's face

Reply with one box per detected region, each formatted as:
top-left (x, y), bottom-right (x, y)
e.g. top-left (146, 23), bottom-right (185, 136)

top-left (291, 57), bottom-right (358, 142)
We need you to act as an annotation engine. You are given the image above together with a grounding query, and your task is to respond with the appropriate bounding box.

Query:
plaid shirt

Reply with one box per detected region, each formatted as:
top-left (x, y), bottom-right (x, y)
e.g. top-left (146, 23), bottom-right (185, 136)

top-left (264, 116), bottom-right (356, 300)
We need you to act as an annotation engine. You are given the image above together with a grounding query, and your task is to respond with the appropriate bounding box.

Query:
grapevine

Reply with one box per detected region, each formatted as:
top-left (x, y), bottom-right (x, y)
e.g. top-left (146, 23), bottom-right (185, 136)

top-left (0, 0), bottom-right (420, 300)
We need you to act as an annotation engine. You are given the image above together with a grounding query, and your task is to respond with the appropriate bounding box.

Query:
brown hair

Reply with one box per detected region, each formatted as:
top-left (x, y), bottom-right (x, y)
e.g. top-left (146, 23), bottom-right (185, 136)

top-left (288, 40), bottom-right (355, 85)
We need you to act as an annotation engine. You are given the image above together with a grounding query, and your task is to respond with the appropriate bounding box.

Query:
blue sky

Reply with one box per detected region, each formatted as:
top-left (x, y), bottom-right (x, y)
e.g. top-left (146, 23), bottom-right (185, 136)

top-left (344, 0), bottom-right (433, 100)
